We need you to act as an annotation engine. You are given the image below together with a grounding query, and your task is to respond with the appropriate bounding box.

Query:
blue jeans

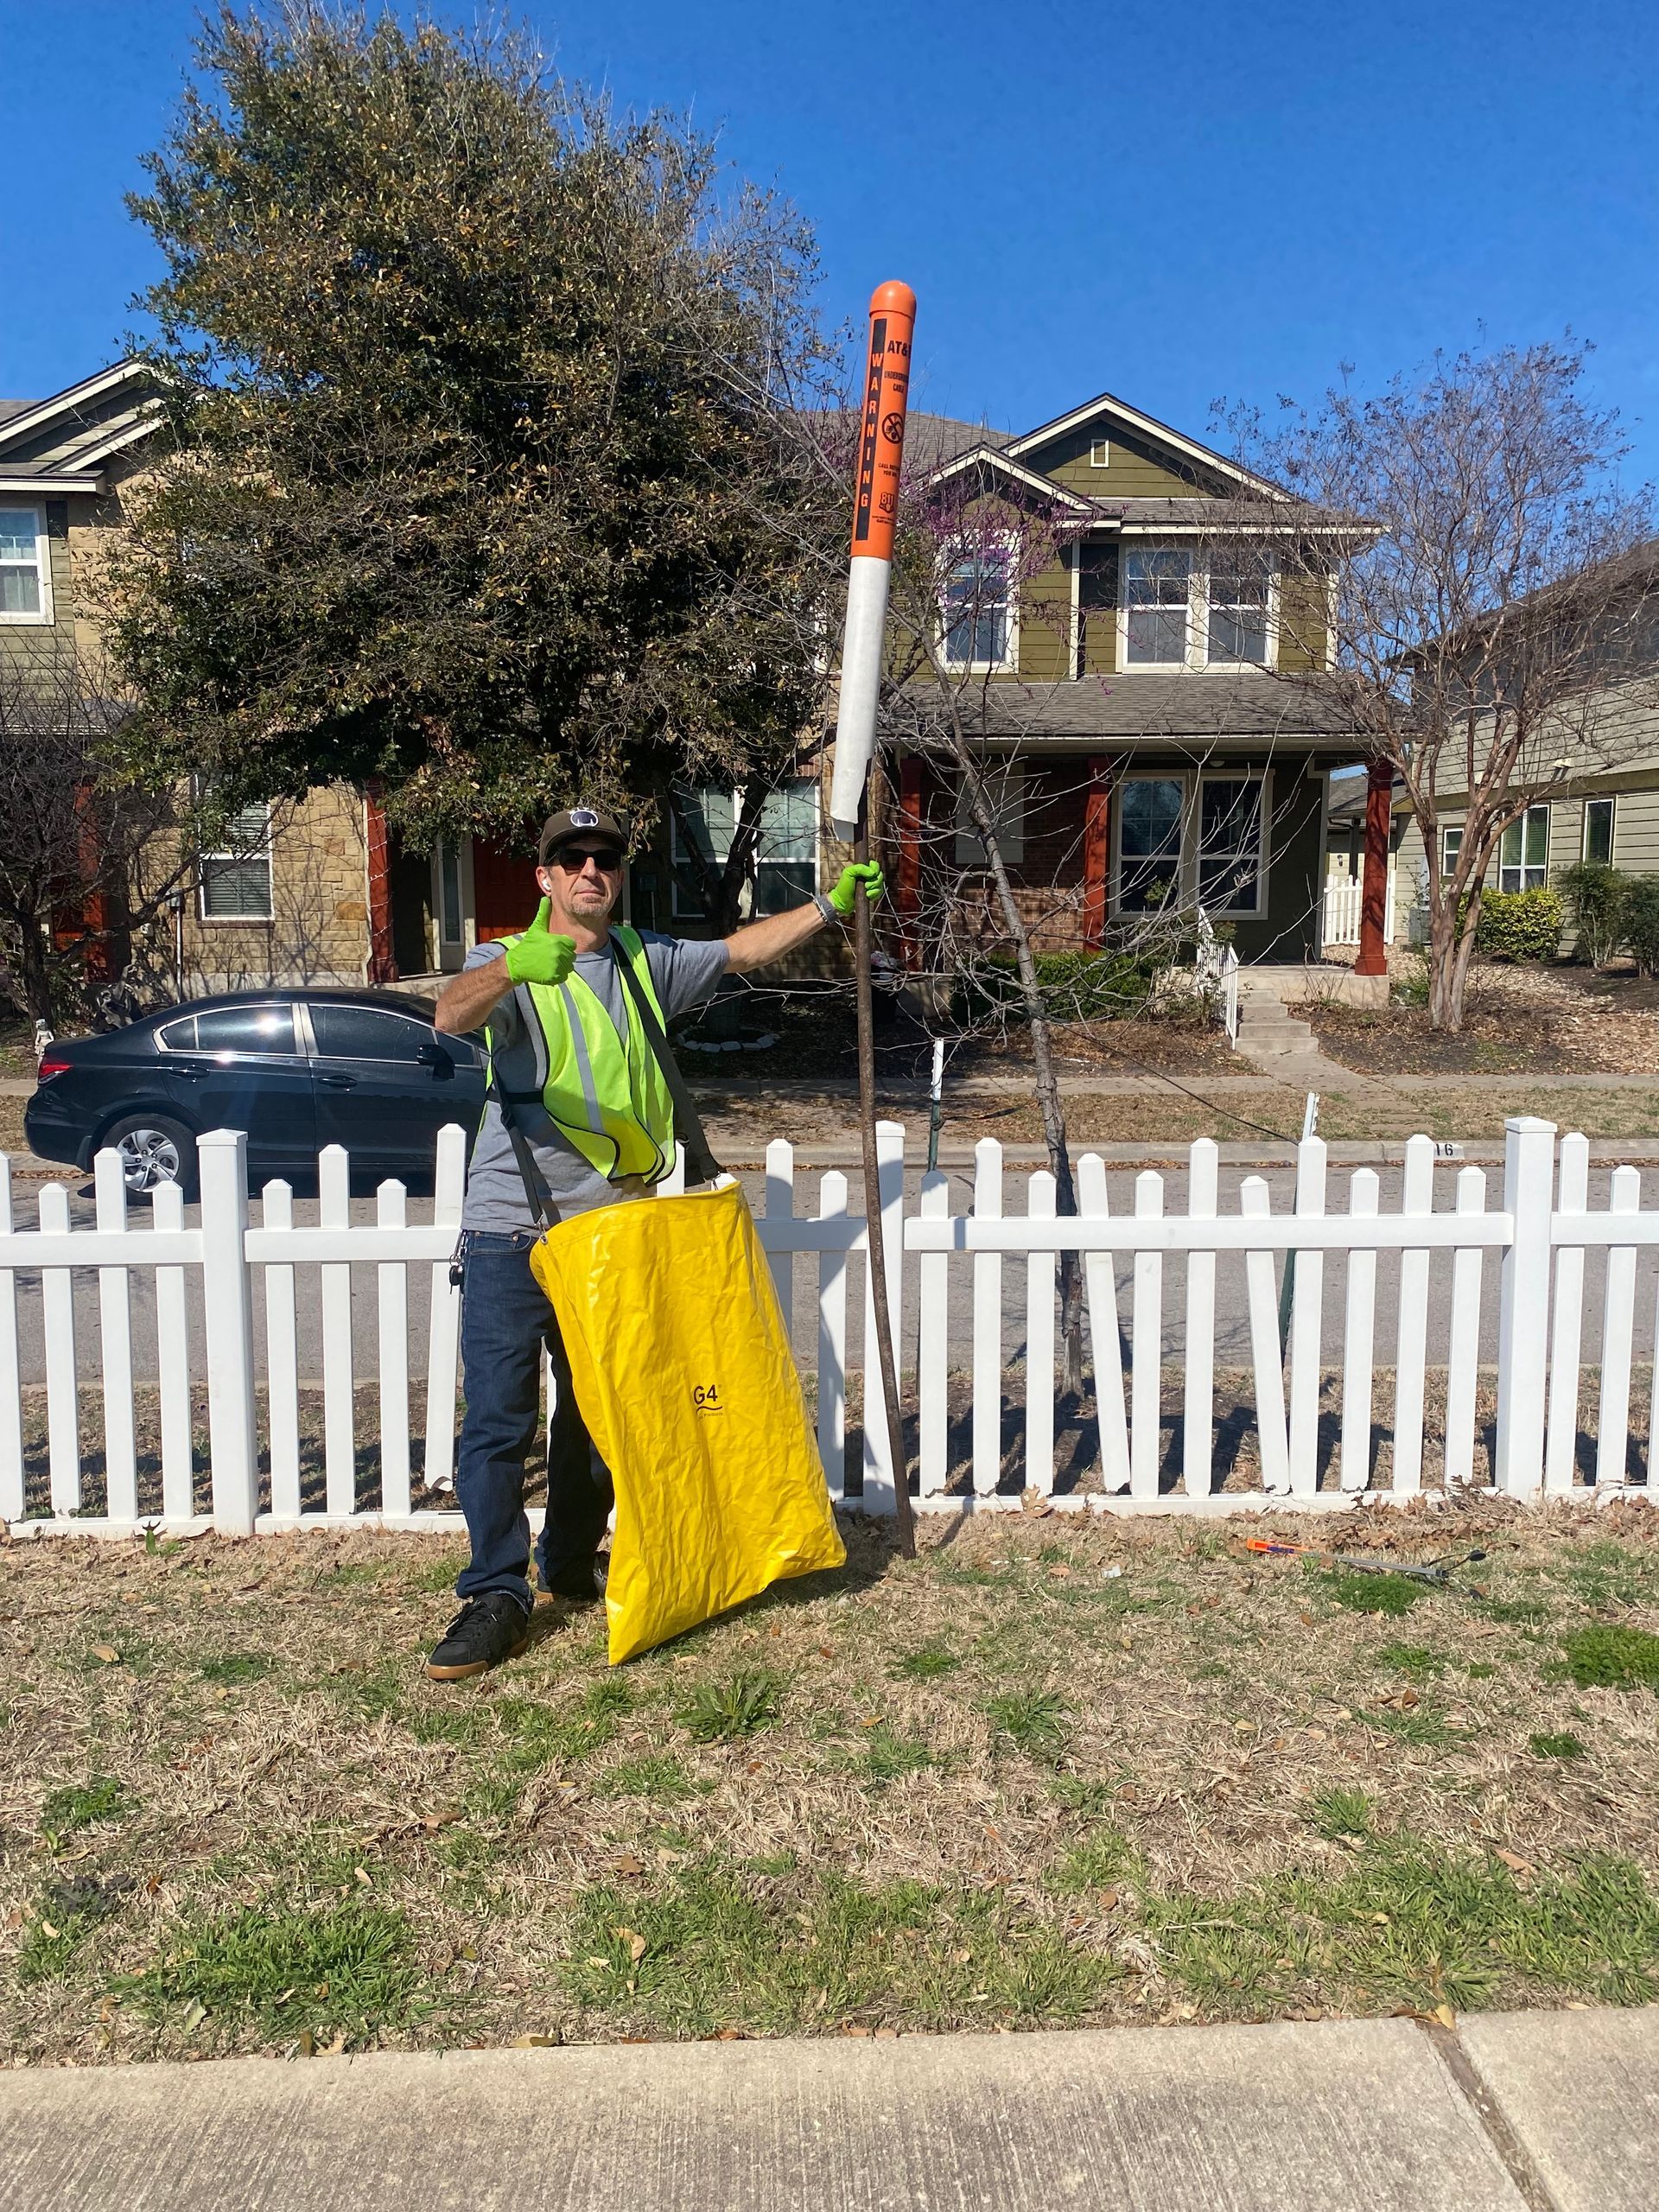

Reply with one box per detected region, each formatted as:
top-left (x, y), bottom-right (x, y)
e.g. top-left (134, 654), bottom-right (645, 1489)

top-left (453, 1230), bottom-right (613, 1615)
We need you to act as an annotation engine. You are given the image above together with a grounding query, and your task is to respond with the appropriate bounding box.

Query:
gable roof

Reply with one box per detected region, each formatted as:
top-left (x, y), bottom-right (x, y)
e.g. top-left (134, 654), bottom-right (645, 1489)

top-left (929, 441), bottom-right (1099, 512)
top-left (1003, 387), bottom-right (1286, 499)
top-left (0, 359), bottom-right (162, 495)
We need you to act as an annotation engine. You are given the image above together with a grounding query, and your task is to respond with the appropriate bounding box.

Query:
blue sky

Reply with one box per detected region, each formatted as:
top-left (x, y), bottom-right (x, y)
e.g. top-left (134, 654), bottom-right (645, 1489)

top-left (4, 0), bottom-right (1657, 480)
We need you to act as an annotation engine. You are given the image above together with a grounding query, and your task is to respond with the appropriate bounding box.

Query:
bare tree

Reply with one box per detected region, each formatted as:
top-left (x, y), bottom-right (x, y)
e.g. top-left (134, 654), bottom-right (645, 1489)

top-left (1217, 340), bottom-right (1658, 1030)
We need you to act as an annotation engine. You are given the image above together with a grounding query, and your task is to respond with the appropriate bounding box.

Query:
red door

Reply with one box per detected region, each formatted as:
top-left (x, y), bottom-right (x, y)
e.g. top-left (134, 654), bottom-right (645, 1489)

top-left (471, 834), bottom-right (538, 942)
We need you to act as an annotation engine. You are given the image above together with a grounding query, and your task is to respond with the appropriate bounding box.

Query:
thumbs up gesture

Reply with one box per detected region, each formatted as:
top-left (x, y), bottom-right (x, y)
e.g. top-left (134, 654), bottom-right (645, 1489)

top-left (504, 899), bottom-right (576, 987)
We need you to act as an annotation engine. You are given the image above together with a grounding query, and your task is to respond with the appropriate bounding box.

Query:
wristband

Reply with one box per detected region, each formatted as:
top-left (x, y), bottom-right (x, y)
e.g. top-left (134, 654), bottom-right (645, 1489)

top-left (812, 892), bottom-right (840, 927)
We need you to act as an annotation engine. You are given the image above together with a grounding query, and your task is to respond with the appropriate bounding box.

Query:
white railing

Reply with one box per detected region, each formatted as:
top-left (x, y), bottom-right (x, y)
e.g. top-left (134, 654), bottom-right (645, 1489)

top-left (1321, 865), bottom-right (1398, 949)
top-left (0, 1116), bottom-right (1652, 1537)
top-left (1219, 944), bottom-right (1240, 1046)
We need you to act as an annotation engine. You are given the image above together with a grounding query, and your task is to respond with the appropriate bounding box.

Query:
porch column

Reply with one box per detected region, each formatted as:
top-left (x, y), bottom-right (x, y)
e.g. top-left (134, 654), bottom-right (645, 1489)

top-left (1355, 757), bottom-right (1392, 977)
top-left (365, 779), bottom-right (396, 984)
top-left (1081, 756), bottom-right (1111, 949)
top-left (894, 754), bottom-right (926, 969)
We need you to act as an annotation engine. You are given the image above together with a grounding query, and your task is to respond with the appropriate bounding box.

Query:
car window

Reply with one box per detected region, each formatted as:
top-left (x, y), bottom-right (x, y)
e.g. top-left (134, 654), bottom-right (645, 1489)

top-left (157, 1015), bottom-right (196, 1051)
top-left (194, 1006), bottom-right (298, 1057)
top-left (309, 1005), bottom-right (434, 1064)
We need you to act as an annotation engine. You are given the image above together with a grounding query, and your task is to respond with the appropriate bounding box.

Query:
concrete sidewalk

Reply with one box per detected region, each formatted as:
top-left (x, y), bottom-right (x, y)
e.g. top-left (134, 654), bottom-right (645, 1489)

top-left (3, 2007), bottom-right (1655, 2211)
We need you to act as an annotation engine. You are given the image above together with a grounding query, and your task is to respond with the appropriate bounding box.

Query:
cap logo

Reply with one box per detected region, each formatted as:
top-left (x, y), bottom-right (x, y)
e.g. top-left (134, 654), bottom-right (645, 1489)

top-left (571, 808), bottom-right (599, 828)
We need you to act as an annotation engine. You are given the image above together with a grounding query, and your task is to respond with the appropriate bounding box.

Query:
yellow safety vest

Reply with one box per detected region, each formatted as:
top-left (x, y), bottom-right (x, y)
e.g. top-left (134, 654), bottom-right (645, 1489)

top-left (485, 925), bottom-right (677, 1185)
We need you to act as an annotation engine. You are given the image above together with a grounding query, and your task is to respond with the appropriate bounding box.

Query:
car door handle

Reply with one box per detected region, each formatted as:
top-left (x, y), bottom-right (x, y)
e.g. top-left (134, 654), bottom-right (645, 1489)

top-left (316, 1072), bottom-right (357, 1090)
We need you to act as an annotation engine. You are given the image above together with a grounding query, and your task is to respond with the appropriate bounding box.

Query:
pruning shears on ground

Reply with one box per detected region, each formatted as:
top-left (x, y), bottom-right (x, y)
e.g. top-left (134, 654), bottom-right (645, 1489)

top-left (1243, 1536), bottom-right (1489, 1587)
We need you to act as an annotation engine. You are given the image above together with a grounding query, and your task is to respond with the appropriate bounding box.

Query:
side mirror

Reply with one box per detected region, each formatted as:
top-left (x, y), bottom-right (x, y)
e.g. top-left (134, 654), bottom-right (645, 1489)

top-left (418, 1036), bottom-right (450, 1071)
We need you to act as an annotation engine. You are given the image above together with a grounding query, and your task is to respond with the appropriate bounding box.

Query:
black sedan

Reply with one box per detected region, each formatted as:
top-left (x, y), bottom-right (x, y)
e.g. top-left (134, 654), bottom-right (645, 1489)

top-left (25, 991), bottom-right (484, 1196)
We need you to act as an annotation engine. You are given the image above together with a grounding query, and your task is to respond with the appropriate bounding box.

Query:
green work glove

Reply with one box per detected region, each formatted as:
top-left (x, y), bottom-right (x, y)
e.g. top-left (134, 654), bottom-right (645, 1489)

top-left (503, 899), bottom-right (576, 987)
top-left (829, 861), bottom-right (886, 917)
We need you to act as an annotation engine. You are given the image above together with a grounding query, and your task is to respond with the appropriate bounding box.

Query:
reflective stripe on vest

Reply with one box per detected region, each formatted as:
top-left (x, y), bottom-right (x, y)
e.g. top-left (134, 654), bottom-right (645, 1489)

top-left (484, 926), bottom-right (676, 1184)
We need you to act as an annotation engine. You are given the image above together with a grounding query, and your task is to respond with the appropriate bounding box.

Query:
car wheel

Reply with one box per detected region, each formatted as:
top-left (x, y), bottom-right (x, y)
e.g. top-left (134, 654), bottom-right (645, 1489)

top-left (100, 1113), bottom-right (199, 1200)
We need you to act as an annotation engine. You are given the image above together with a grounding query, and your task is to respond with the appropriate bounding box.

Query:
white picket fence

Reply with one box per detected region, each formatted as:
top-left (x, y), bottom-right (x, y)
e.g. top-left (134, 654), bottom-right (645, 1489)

top-left (0, 1116), bottom-right (1654, 1540)
top-left (1321, 865), bottom-right (1398, 949)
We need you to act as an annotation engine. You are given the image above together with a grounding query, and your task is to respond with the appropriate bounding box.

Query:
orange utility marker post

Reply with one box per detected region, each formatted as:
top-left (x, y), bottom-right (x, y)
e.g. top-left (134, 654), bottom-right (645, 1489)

top-left (832, 281), bottom-right (917, 1554)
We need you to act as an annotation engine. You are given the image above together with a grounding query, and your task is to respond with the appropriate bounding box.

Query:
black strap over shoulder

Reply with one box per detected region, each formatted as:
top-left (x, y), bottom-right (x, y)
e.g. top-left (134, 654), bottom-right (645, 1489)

top-left (614, 950), bottom-right (723, 1189)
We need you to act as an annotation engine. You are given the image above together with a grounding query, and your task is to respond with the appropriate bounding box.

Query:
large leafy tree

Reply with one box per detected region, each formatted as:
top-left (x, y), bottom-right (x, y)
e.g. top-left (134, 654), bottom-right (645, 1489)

top-left (104, 3), bottom-right (836, 858)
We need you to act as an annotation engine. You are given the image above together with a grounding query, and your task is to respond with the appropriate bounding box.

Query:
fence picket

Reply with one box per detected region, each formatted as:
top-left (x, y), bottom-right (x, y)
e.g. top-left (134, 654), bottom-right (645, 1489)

top-left (1182, 1140), bottom-right (1217, 1496)
top-left (971, 1138), bottom-right (1004, 1495)
top-left (318, 1145), bottom-right (356, 1516)
top-left (1391, 1135), bottom-right (1434, 1495)
top-left (1340, 1169), bottom-right (1379, 1491)
top-left (1444, 1166), bottom-right (1487, 1489)
top-left (1287, 1136), bottom-right (1327, 1496)
top-left (93, 1150), bottom-right (137, 1524)
top-left (1596, 1163), bottom-right (1642, 1486)
top-left (859, 1121), bottom-right (906, 1513)
top-left (764, 1141), bottom-right (794, 1327)
top-left (262, 1179), bottom-right (302, 1519)
top-left (199, 1129), bottom-right (257, 1534)
top-left (817, 1169), bottom-right (849, 1497)
top-left (1025, 1171), bottom-right (1057, 1495)
top-left (1130, 1171), bottom-right (1164, 1498)
top-left (1241, 1176), bottom-right (1289, 1494)
top-left (152, 1179), bottom-right (193, 1522)
top-left (39, 1181), bottom-right (79, 1516)
top-left (0, 1159), bottom-right (20, 1522)
top-left (1545, 1134), bottom-right (1590, 1493)
top-left (421, 1123), bottom-right (466, 1494)
top-left (377, 1180), bottom-right (411, 1518)
top-left (917, 1170), bottom-right (950, 1494)
top-left (1496, 1116), bottom-right (1556, 1495)
top-left (1078, 1154), bottom-right (1128, 1493)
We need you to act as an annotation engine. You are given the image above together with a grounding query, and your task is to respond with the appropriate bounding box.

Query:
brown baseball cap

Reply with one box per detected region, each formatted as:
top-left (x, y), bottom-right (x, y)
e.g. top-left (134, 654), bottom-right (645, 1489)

top-left (537, 807), bottom-right (629, 866)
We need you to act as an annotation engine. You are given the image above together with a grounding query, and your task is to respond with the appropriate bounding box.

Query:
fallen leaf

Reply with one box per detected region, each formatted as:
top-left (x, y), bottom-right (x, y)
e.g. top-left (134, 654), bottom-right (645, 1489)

top-left (510, 2034), bottom-right (557, 2048)
top-left (613, 1927), bottom-right (647, 1964)
top-left (298, 2030), bottom-right (315, 2057)
top-left (817, 1645), bottom-right (835, 1658)
top-left (353, 1867), bottom-right (372, 1889)
top-left (322, 2032), bottom-right (347, 2057)
top-left (1098, 1889), bottom-right (1120, 1913)
top-left (1299, 1611), bottom-right (1315, 1627)
top-left (1305, 1726), bottom-right (1326, 1742)
top-left (92, 1645), bottom-right (120, 1665)
top-left (38, 1920), bottom-right (59, 1941)
top-left (1494, 1848), bottom-right (1535, 1877)
top-left (181, 1999), bottom-right (207, 2032)
top-left (607, 1854), bottom-right (645, 1877)
top-left (1433, 2003), bottom-right (1457, 2031)
top-left (421, 1808), bottom-right (461, 1832)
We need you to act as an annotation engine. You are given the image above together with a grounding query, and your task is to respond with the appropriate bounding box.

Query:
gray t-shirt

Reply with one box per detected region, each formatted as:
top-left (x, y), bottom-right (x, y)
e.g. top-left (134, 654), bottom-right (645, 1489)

top-left (459, 930), bottom-right (729, 1231)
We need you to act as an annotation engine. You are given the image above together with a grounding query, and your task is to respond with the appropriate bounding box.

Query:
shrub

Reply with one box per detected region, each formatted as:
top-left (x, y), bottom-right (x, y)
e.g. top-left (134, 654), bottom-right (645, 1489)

top-left (1622, 876), bottom-right (1659, 977)
top-left (954, 950), bottom-right (1154, 1027)
top-left (1474, 887), bottom-right (1563, 962)
top-left (1557, 862), bottom-right (1625, 968)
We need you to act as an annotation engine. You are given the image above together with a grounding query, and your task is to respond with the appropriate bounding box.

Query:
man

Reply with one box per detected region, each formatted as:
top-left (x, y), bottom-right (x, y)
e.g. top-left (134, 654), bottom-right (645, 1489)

top-left (425, 804), bottom-right (883, 1680)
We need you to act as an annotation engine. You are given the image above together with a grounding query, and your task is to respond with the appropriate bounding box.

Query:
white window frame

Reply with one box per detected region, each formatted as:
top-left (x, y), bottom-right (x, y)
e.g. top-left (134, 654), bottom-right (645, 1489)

top-left (939, 537), bottom-right (1019, 674)
top-left (0, 505), bottom-right (52, 626)
top-left (198, 802), bottom-right (275, 922)
top-left (671, 782), bottom-right (819, 919)
top-left (1109, 769), bottom-right (1271, 918)
top-left (1117, 543), bottom-right (1280, 672)
top-left (1440, 823), bottom-right (1464, 876)
top-left (1089, 439), bottom-right (1111, 467)
top-left (1582, 795), bottom-right (1616, 867)
top-left (1497, 803), bottom-right (1549, 894)
top-left (955, 763), bottom-right (1026, 868)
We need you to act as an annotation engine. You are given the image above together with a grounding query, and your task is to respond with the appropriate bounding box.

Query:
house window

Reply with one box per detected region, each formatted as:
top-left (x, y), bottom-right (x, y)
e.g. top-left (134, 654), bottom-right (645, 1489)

top-left (1206, 553), bottom-right (1270, 664)
top-left (0, 506), bottom-right (49, 623)
top-left (1441, 825), bottom-right (1464, 876)
top-left (437, 840), bottom-right (462, 944)
top-left (752, 780), bottom-right (817, 914)
top-left (1090, 440), bottom-right (1111, 467)
top-left (1197, 778), bottom-right (1264, 912)
top-left (1498, 804), bottom-right (1549, 893)
top-left (672, 782), bottom-right (817, 918)
top-left (943, 548), bottom-right (1011, 668)
top-left (955, 765), bottom-right (1026, 868)
top-left (1117, 777), bottom-right (1184, 911)
top-left (1583, 797), bottom-right (1615, 866)
top-left (199, 803), bottom-right (274, 919)
top-left (1123, 549), bottom-right (1191, 665)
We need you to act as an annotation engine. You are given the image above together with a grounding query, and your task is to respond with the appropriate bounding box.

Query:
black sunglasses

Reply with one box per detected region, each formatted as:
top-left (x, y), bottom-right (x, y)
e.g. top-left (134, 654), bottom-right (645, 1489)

top-left (550, 845), bottom-right (624, 874)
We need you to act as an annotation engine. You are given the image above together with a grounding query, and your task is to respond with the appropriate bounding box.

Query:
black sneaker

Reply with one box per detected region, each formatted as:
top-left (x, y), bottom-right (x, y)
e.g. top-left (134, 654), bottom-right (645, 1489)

top-left (537, 1554), bottom-right (609, 1605)
top-left (425, 1592), bottom-right (531, 1681)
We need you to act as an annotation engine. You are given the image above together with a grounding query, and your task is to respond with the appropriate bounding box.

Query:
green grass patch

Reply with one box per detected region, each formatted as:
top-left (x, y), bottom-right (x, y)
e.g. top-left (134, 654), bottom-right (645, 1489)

top-left (1048, 1777), bottom-right (1118, 1817)
top-left (858, 1727), bottom-right (936, 1786)
top-left (563, 1859), bottom-right (1119, 2035)
top-left (892, 1642), bottom-right (960, 1681)
top-left (1376, 1643), bottom-right (1445, 1680)
top-left (493, 1695), bottom-right (615, 1772)
top-left (677, 1669), bottom-right (785, 1744)
top-left (596, 1755), bottom-right (704, 1802)
top-left (118, 1900), bottom-right (423, 2043)
top-left (1530, 1732), bottom-right (1588, 1760)
top-left (1146, 1840), bottom-right (1659, 2017)
top-left (1046, 1832), bottom-right (1131, 1896)
top-left (40, 1777), bottom-right (126, 1842)
top-left (199, 1653), bottom-right (276, 1688)
top-left (1308, 1787), bottom-right (1374, 1840)
top-left (1366, 1701), bottom-right (1452, 1747)
top-left (1485, 1598), bottom-right (1550, 1624)
top-left (1551, 1541), bottom-right (1659, 1612)
top-left (1559, 1625), bottom-right (1659, 1691)
top-left (16, 1877), bottom-right (127, 1982)
top-left (986, 1689), bottom-right (1071, 1762)
top-left (1313, 1568), bottom-right (1427, 1617)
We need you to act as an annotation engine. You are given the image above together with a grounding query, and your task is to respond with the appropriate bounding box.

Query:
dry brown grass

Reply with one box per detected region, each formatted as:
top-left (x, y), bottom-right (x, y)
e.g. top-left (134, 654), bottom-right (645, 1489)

top-left (4, 1497), bottom-right (1659, 2065)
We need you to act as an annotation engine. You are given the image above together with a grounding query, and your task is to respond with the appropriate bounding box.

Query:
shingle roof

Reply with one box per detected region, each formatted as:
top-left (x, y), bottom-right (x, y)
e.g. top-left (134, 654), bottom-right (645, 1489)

top-left (905, 671), bottom-right (1364, 747)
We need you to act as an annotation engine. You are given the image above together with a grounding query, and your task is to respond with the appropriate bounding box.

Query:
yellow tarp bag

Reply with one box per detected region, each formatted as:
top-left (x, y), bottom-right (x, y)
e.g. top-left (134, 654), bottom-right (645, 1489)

top-left (529, 1176), bottom-right (845, 1663)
